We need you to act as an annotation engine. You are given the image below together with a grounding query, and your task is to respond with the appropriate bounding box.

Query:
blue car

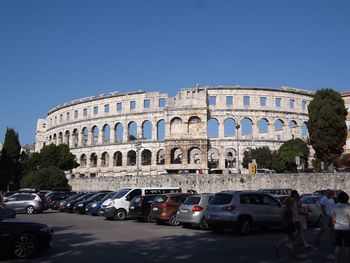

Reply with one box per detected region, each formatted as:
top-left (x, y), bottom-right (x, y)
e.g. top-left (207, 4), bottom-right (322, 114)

top-left (85, 192), bottom-right (117, 216)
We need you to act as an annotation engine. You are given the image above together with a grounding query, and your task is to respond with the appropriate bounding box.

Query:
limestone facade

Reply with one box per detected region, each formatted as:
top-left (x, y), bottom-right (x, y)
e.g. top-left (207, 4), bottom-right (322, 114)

top-left (35, 86), bottom-right (314, 178)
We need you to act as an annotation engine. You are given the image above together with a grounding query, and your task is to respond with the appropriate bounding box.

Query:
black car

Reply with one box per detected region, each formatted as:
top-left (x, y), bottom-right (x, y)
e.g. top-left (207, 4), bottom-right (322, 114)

top-left (0, 204), bottom-right (16, 219)
top-left (59, 192), bottom-right (86, 212)
top-left (128, 194), bottom-right (158, 222)
top-left (47, 191), bottom-right (77, 209)
top-left (73, 192), bottom-right (111, 214)
top-left (64, 193), bottom-right (96, 213)
top-left (0, 219), bottom-right (53, 258)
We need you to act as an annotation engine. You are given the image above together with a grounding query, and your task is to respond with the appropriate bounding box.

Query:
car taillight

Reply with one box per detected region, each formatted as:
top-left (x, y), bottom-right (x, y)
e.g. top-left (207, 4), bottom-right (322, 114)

top-left (192, 206), bottom-right (203, 212)
top-left (222, 205), bottom-right (236, 211)
top-left (161, 203), bottom-right (167, 209)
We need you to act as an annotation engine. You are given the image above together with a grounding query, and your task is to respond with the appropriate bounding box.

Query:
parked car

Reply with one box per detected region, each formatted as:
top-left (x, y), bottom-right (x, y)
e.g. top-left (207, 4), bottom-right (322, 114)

top-left (0, 218), bottom-right (53, 258)
top-left (206, 191), bottom-right (283, 234)
top-left (85, 192), bottom-right (118, 216)
top-left (4, 193), bottom-right (44, 214)
top-left (64, 192), bottom-right (96, 213)
top-left (58, 193), bottom-right (86, 212)
top-left (73, 192), bottom-right (111, 214)
top-left (128, 194), bottom-right (159, 222)
top-left (177, 194), bottom-right (213, 230)
top-left (46, 191), bottom-right (77, 209)
top-left (150, 193), bottom-right (193, 226)
top-left (300, 195), bottom-right (322, 226)
top-left (0, 204), bottom-right (16, 219)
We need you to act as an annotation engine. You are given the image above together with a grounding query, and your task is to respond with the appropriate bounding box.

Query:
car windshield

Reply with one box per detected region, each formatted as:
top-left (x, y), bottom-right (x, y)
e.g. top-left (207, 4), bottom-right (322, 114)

top-left (183, 196), bottom-right (201, 205)
top-left (210, 193), bottom-right (233, 205)
top-left (102, 192), bottom-right (117, 202)
top-left (86, 193), bottom-right (104, 202)
top-left (111, 189), bottom-right (131, 199)
top-left (154, 195), bottom-right (167, 203)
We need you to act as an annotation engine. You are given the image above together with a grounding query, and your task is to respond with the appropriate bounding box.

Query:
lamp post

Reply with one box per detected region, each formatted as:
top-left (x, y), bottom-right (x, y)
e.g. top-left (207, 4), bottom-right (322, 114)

top-left (134, 135), bottom-right (143, 176)
top-left (236, 124), bottom-right (241, 174)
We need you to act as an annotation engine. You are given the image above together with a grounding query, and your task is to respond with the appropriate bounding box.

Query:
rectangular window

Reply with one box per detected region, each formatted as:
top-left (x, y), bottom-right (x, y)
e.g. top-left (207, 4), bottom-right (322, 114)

top-left (260, 97), bottom-right (266, 107)
top-left (159, 98), bottom-right (165, 107)
top-left (66, 112), bottom-right (70, 121)
top-left (290, 99), bottom-right (295, 109)
top-left (226, 96), bottom-right (233, 106)
top-left (83, 108), bottom-right (88, 117)
top-left (116, 102), bottom-right (122, 112)
top-left (54, 116), bottom-right (57, 124)
top-left (93, 106), bottom-right (98, 115)
top-left (130, 100), bottom-right (136, 110)
top-left (104, 104), bottom-right (109, 113)
top-left (209, 96), bottom-right (216, 105)
top-left (59, 114), bottom-right (63, 123)
top-left (302, 100), bottom-right (307, 110)
top-left (74, 110), bottom-right (78, 119)
top-left (243, 96), bottom-right (250, 106)
top-left (144, 99), bottom-right (150, 108)
top-left (275, 98), bottom-right (281, 108)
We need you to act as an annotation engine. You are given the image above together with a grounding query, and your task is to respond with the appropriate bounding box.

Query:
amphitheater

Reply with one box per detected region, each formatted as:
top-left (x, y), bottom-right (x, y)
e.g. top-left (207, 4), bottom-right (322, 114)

top-left (35, 85), bottom-right (330, 179)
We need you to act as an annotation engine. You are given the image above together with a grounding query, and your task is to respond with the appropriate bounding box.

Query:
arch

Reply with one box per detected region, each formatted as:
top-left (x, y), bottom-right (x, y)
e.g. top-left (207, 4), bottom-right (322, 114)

top-left (241, 118), bottom-right (253, 136)
top-left (49, 135), bottom-right (52, 143)
top-left (141, 149), bottom-right (152, 165)
top-left (64, 130), bottom-right (70, 145)
top-left (80, 154), bottom-right (87, 168)
top-left (157, 119), bottom-right (165, 141)
top-left (113, 151), bottom-right (123, 166)
top-left (101, 152), bottom-right (109, 167)
top-left (81, 127), bottom-right (88, 146)
top-left (170, 148), bottom-right (182, 164)
top-left (102, 124), bottom-right (110, 144)
top-left (114, 123), bottom-right (124, 142)
top-left (58, 132), bottom-right (63, 144)
top-left (142, 120), bottom-right (152, 140)
top-left (208, 148), bottom-right (219, 169)
top-left (188, 147), bottom-right (201, 164)
top-left (224, 118), bottom-right (237, 137)
top-left (128, 121), bottom-right (137, 141)
top-left (274, 119), bottom-right (284, 131)
top-left (90, 153), bottom-right (97, 167)
top-left (157, 149), bottom-right (165, 165)
top-left (258, 118), bottom-right (269, 133)
top-left (91, 126), bottom-right (99, 145)
top-left (127, 150), bottom-right (136, 166)
top-left (72, 129), bottom-right (79, 147)
top-left (225, 148), bottom-right (237, 168)
top-left (207, 118), bottom-right (219, 138)
top-left (170, 117), bottom-right (183, 135)
top-left (289, 120), bottom-right (297, 139)
top-left (188, 116), bottom-right (201, 133)
top-left (301, 122), bottom-right (308, 139)
top-left (53, 133), bottom-right (57, 145)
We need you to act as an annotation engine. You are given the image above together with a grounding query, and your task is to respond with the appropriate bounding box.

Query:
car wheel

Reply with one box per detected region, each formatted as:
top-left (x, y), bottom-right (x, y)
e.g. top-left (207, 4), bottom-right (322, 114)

top-left (168, 214), bottom-right (180, 226)
top-left (13, 234), bottom-right (37, 258)
top-left (52, 202), bottom-right (59, 210)
top-left (114, 209), bottom-right (127, 221)
top-left (199, 216), bottom-right (209, 230)
top-left (25, 206), bottom-right (35, 214)
top-left (237, 217), bottom-right (252, 235)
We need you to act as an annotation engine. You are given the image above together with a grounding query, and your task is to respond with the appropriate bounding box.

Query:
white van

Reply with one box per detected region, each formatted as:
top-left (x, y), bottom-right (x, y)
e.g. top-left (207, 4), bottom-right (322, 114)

top-left (99, 187), bottom-right (181, 220)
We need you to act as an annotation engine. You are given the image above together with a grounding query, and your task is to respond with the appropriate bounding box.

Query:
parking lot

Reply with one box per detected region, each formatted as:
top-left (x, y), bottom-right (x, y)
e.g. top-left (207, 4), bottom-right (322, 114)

top-left (1, 210), bottom-right (340, 263)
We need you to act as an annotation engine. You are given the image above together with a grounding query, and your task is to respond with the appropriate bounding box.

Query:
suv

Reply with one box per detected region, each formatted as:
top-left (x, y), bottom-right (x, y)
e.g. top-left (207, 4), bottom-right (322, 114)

top-left (206, 191), bottom-right (282, 234)
top-left (150, 193), bottom-right (192, 226)
top-left (4, 193), bottom-right (44, 214)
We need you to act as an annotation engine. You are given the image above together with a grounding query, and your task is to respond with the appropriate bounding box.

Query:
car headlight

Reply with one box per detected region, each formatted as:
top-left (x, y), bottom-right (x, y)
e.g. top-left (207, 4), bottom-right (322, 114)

top-left (108, 201), bottom-right (115, 207)
top-left (91, 203), bottom-right (97, 208)
top-left (78, 204), bottom-right (83, 207)
top-left (66, 203), bottom-right (71, 207)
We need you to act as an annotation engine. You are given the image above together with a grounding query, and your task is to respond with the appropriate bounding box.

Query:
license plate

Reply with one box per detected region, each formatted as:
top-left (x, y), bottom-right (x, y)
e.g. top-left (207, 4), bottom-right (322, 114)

top-left (180, 209), bottom-right (189, 213)
top-left (130, 206), bottom-right (135, 210)
top-left (152, 207), bottom-right (158, 211)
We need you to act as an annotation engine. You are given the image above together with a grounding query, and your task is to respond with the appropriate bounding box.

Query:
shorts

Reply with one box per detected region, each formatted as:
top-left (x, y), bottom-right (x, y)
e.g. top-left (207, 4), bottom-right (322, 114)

top-left (320, 215), bottom-right (333, 229)
top-left (334, 230), bottom-right (350, 247)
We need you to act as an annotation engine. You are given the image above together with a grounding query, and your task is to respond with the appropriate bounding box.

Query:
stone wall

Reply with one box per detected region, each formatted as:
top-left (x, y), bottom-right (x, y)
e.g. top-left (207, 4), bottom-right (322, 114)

top-left (69, 173), bottom-right (350, 195)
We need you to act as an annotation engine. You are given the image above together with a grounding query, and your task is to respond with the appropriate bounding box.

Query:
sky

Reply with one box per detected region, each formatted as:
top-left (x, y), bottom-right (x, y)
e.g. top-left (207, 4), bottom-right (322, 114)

top-left (0, 0), bottom-right (349, 146)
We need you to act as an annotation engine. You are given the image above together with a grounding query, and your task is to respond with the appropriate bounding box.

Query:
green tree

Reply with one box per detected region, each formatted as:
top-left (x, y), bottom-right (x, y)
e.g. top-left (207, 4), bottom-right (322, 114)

top-left (275, 138), bottom-right (309, 172)
top-left (21, 166), bottom-right (69, 189)
top-left (0, 128), bottom-right (22, 190)
top-left (307, 89), bottom-right (347, 168)
top-left (242, 146), bottom-right (274, 169)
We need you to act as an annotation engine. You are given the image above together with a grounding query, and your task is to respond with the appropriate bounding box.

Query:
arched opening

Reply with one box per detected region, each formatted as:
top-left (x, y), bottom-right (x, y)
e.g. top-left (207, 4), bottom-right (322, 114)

top-left (101, 152), bottom-right (109, 167)
top-left (301, 122), bottom-right (308, 139)
top-left (207, 118), bottom-right (219, 138)
top-left (141, 149), bottom-right (152, 165)
top-left (127, 150), bottom-right (136, 166)
top-left (157, 119), bottom-right (165, 141)
top-left (128, 121), bottom-right (137, 141)
top-left (91, 126), bottom-right (99, 145)
top-left (188, 147), bottom-right (201, 164)
top-left (224, 118), bottom-right (236, 137)
top-left (170, 148), bottom-right (182, 164)
top-left (80, 154), bottom-right (87, 168)
top-left (142, 120), bottom-right (152, 140)
top-left (114, 123), bottom-right (124, 142)
top-left (225, 149), bottom-right (237, 168)
top-left (207, 148), bottom-right (219, 169)
top-left (170, 117), bottom-right (183, 135)
top-left (90, 153), bottom-right (97, 167)
top-left (64, 130), bottom-right (70, 145)
top-left (188, 116), bottom-right (201, 133)
top-left (289, 120), bottom-right (297, 139)
top-left (258, 118), bottom-right (269, 133)
top-left (113, 151), bottom-right (123, 166)
top-left (102, 124), bottom-right (110, 144)
top-left (81, 127), bottom-right (88, 146)
top-left (72, 129), bottom-right (79, 147)
top-left (241, 118), bottom-right (253, 137)
top-left (157, 149), bottom-right (165, 165)
top-left (58, 132), bottom-right (63, 144)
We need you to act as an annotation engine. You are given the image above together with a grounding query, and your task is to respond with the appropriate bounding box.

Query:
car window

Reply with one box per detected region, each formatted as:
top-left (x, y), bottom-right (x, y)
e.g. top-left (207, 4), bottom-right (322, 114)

top-left (154, 195), bottom-right (167, 203)
top-left (113, 189), bottom-right (132, 199)
top-left (183, 196), bottom-right (201, 205)
top-left (261, 194), bottom-right (279, 206)
top-left (210, 193), bottom-right (233, 205)
top-left (127, 189), bottom-right (142, 200)
top-left (171, 195), bottom-right (182, 203)
top-left (132, 196), bottom-right (142, 204)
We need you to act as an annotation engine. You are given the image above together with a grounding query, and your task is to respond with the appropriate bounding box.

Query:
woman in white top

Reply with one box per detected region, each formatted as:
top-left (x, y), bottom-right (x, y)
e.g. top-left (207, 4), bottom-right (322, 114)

top-left (332, 191), bottom-right (350, 263)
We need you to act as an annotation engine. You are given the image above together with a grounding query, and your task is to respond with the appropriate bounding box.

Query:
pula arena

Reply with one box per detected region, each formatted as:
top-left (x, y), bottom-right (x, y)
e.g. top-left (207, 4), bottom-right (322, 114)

top-left (35, 86), bottom-right (316, 178)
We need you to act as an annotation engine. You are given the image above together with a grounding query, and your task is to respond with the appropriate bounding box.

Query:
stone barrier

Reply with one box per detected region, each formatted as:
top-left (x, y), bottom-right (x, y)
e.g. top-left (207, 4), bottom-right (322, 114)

top-left (69, 172), bottom-right (350, 195)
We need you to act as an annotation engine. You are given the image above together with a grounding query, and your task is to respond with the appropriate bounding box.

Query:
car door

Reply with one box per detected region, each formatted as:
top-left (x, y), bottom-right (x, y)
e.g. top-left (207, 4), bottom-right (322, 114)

top-left (5, 194), bottom-right (23, 211)
top-left (260, 194), bottom-right (282, 225)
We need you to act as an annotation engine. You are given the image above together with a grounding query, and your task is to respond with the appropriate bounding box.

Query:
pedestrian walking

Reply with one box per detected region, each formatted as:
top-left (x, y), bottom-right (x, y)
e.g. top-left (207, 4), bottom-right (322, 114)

top-left (332, 191), bottom-right (350, 263)
top-left (315, 189), bottom-right (336, 245)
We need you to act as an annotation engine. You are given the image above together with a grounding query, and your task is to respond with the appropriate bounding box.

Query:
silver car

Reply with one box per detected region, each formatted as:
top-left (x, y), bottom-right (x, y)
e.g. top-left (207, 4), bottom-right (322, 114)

top-left (4, 193), bottom-right (43, 214)
top-left (177, 194), bottom-right (212, 230)
top-left (300, 195), bottom-right (322, 227)
top-left (206, 191), bottom-right (283, 234)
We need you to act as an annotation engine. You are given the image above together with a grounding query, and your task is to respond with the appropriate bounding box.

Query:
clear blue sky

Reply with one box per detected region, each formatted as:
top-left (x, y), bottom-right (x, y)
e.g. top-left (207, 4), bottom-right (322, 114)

top-left (1, 0), bottom-right (349, 145)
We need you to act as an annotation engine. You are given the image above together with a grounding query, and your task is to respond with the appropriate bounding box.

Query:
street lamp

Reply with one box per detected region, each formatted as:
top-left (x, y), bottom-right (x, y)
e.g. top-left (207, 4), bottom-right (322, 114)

top-left (236, 124), bottom-right (241, 174)
top-left (134, 135), bottom-right (143, 176)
